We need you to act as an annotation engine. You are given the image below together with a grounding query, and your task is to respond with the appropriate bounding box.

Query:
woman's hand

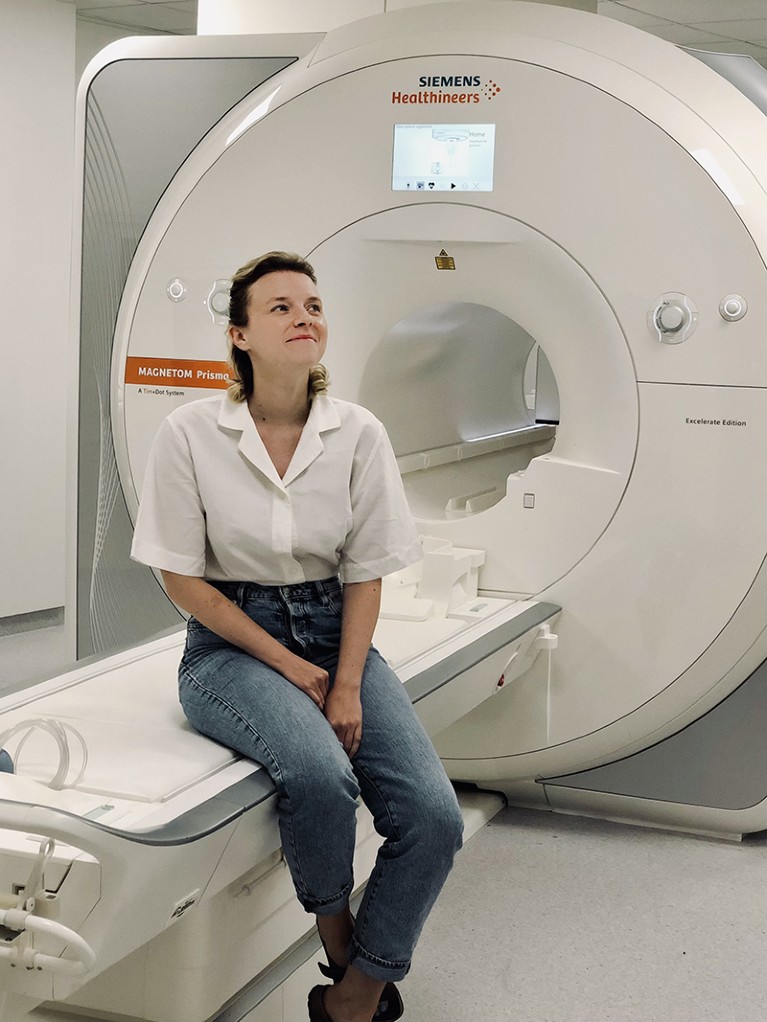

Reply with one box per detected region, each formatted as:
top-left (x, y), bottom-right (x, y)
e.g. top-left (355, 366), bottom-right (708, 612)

top-left (280, 654), bottom-right (330, 710)
top-left (322, 577), bottom-right (380, 758)
top-left (324, 687), bottom-right (363, 758)
top-left (161, 572), bottom-right (331, 707)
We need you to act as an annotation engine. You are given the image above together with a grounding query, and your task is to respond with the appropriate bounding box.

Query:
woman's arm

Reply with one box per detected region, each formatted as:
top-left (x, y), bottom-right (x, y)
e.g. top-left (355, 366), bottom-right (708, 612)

top-left (324, 578), bottom-right (381, 758)
top-left (162, 571), bottom-right (329, 709)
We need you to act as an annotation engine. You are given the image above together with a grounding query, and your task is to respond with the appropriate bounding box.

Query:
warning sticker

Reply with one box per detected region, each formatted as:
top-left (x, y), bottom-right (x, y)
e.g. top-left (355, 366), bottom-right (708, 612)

top-left (435, 249), bottom-right (456, 270)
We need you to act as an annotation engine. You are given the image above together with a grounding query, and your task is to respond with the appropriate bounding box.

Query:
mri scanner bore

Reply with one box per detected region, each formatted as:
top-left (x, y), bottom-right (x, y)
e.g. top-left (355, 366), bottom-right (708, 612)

top-left (1, 3), bottom-right (767, 1019)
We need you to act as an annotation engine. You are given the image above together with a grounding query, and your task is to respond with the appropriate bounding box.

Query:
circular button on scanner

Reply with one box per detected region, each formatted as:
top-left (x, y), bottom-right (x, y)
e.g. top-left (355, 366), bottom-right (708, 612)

top-left (719, 294), bottom-right (747, 322)
top-left (206, 279), bottom-right (232, 325)
top-left (657, 304), bottom-right (685, 332)
top-left (166, 278), bottom-right (187, 302)
top-left (211, 291), bottom-right (230, 314)
top-left (647, 292), bottom-right (699, 344)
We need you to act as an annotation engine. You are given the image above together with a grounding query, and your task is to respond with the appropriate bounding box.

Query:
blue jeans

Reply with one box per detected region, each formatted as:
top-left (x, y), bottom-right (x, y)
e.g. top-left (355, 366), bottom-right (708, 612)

top-left (178, 578), bottom-right (463, 982)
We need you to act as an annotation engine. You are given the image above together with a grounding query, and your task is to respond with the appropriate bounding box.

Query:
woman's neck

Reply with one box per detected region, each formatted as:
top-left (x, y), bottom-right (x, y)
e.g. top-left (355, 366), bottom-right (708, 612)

top-left (247, 375), bottom-right (311, 426)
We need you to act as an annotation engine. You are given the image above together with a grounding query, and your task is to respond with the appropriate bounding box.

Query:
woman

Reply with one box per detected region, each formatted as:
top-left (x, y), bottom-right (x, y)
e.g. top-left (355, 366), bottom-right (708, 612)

top-left (131, 251), bottom-right (464, 1022)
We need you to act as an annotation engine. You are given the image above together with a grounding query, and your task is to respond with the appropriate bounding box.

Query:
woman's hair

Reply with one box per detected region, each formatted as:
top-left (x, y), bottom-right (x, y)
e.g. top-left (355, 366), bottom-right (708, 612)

top-left (227, 250), bottom-right (329, 403)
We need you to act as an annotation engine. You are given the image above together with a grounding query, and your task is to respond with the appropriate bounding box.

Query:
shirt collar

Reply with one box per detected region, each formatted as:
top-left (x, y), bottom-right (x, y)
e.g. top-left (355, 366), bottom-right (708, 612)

top-left (217, 394), bottom-right (341, 488)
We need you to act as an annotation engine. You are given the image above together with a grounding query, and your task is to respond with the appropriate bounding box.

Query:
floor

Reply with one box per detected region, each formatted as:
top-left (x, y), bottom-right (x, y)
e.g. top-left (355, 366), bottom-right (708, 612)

top-left (401, 806), bottom-right (767, 1022)
top-left (1, 624), bottom-right (766, 1022)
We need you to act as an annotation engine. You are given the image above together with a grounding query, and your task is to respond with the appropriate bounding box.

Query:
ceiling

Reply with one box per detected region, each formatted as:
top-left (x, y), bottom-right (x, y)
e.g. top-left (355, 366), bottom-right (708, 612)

top-left (60, 0), bottom-right (767, 67)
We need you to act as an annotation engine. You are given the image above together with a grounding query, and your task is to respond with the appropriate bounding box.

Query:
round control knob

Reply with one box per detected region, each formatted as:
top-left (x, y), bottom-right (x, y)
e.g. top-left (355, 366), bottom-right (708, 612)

top-left (657, 304), bottom-right (685, 333)
top-left (211, 291), bottom-right (230, 315)
top-left (647, 292), bottom-right (699, 345)
top-left (166, 278), bottom-right (187, 302)
top-left (719, 294), bottom-right (747, 322)
top-left (206, 279), bottom-right (232, 325)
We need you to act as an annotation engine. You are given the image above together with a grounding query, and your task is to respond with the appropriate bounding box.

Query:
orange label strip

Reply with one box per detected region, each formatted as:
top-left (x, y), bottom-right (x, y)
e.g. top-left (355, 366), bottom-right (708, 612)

top-left (125, 357), bottom-right (232, 390)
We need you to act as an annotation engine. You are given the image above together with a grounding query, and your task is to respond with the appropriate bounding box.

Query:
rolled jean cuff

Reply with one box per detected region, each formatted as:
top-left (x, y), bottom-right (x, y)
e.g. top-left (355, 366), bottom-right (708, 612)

top-left (347, 935), bottom-right (411, 983)
top-left (301, 878), bottom-right (354, 917)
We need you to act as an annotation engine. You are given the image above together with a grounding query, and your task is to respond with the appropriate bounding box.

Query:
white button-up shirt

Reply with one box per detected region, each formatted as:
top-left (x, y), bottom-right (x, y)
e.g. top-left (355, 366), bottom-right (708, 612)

top-left (131, 394), bottom-right (422, 585)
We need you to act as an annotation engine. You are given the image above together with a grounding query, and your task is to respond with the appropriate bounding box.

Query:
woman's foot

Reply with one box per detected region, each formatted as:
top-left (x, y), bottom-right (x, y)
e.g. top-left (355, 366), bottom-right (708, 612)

top-left (307, 985), bottom-right (335, 1022)
top-left (308, 983), bottom-right (379, 1022)
top-left (315, 911), bottom-right (404, 1021)
top-left (314, 965), bottom-right (386, 1022)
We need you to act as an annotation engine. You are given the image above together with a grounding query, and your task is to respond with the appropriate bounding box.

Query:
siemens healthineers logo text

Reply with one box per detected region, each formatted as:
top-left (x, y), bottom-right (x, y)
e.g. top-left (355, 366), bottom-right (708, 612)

top-left (392, 75), bottom-right (501, 105)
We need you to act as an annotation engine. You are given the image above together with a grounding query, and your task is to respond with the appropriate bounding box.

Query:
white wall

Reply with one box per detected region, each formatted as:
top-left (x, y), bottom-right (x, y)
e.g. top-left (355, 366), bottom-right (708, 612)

top-left (76, 19), bottom-right (145, 82)
top-left (0, 0), bottom-right (75, 618)
top-left (0, 2), bottom-right (151, 623)
top-left (198, 0), bottom-right (381, 34)
top-left (75, 19), bottom-right (161, 82)
top-left (197, 0), bottom-right (596, 34)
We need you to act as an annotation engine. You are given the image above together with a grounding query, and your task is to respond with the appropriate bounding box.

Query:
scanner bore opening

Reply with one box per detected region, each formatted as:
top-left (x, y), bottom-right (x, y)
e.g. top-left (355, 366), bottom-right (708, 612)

top-left (358, 301), bottom-right (559, 521)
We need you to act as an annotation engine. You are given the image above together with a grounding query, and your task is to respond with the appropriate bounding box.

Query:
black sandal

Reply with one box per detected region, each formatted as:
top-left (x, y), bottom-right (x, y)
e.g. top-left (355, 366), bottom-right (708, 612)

top-left (308, 985), bottom-right (334, 1022)
top-left (308, 982), bottom-right (404, 1022)
top-left (317, 943), bottom-right (404, 1022)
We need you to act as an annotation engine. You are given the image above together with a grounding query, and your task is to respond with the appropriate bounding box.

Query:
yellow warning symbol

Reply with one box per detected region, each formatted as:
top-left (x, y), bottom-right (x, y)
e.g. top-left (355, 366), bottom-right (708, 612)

top-left (435, 249), bottom-right (455, 270)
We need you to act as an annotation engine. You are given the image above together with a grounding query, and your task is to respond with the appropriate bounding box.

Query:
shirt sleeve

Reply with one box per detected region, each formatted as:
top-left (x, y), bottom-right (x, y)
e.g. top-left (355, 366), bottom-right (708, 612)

top-left (130, 415), bottom-right (207, 576)
top-left (339, 420), bottom-right (423, 584)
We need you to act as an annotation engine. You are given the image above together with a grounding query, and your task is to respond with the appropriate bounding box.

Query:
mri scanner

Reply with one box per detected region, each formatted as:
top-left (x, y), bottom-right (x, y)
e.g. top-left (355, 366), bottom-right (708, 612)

top-left (1, 2), bottom-right (767, 1019)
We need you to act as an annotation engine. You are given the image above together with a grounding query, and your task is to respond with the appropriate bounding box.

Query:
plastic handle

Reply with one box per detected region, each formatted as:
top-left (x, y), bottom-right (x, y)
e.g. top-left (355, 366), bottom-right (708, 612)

top-left (0, 908), bottom-right (96, 975)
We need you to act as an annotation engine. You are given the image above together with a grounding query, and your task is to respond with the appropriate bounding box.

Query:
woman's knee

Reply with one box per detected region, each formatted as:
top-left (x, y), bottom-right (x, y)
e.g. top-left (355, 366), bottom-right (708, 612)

top-left (282, 742), bottom-right (361, 817)
top-left (428, 787), bottom-right (464, 855)
top-left (401, 780), bottom-right (464, 858)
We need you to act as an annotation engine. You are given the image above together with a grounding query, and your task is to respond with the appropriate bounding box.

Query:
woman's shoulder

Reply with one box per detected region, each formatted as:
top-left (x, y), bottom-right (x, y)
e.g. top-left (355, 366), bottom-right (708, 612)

top-left (320, 395), bottom-right (385, 434)
top-left (162, 394), bottom-right (226, 434)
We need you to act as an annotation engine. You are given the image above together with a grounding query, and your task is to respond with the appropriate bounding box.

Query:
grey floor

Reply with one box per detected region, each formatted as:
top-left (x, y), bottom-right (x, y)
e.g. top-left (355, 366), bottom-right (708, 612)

top-left (402, 806), bottom-right (767, 1022)
top-left (1, 624), bottom-right (767, 1022)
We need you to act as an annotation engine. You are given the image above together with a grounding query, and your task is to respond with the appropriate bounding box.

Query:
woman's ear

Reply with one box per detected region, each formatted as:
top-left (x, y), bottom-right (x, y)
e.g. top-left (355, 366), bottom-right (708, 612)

top-left (228, 324), bottom-right (248, 350)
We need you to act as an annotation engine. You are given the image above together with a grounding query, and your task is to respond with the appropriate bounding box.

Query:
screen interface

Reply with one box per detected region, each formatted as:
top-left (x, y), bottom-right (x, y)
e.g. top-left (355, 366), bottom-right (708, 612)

top-left (392, 123), bottom-right (496, 192)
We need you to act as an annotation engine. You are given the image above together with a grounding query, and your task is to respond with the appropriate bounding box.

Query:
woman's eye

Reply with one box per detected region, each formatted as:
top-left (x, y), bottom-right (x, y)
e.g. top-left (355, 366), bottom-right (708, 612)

top-left (308, 303), bottom-right (322, 313)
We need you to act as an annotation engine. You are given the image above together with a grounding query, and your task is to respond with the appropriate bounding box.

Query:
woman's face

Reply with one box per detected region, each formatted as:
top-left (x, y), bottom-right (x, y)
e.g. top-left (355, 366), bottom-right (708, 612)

top-left (230, 270), bottom-right (328, 375)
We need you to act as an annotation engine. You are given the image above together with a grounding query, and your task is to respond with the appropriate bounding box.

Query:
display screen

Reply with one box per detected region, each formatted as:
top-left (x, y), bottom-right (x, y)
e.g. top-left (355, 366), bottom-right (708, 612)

top-left (392, 123), bottom-right (496, 192)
